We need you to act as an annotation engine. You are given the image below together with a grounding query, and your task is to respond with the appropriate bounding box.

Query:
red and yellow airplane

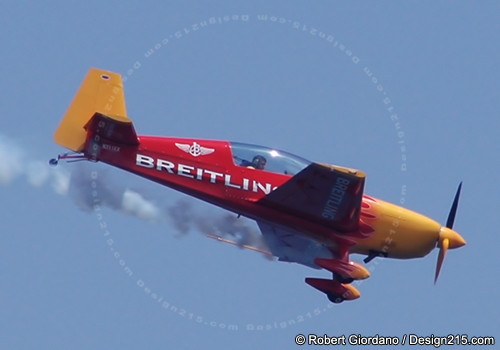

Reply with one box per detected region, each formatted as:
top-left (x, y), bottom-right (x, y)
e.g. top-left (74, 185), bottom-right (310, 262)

top-left (52, 68), bottom-right (466, 303)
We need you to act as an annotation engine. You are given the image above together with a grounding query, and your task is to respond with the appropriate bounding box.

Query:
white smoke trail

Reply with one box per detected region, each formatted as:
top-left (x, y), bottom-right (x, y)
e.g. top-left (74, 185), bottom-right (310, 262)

top-left (122, 189), bottom-right (161, 221)
top-left (0, 134), bottom-right (269, 256)
top-left (26, 160), bottom-right (50, 187)
top-left (168, 198), bottom-right (269, 252)
top-left (68, 164), bottom-right (269, 254)
top-left (0, 135), bottom-right (70, 193)
top-left (51, 168), bottom-right (70, 195)
top-left (0, 135), bottom-right (26, 185)
top-left (0, 134), bottom-right (162, 222)
top-left (67, 164), bottom-right (162, 223)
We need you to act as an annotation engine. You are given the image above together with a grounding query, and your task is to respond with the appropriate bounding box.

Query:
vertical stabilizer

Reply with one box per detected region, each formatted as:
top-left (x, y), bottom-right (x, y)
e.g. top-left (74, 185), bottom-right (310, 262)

top-left (54, 68), bottom-right (130, 152)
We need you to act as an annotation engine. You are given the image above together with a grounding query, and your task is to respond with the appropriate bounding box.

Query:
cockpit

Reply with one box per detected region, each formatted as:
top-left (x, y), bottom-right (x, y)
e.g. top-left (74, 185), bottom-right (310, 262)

top-left (230, 142), bottom-right (311, 175)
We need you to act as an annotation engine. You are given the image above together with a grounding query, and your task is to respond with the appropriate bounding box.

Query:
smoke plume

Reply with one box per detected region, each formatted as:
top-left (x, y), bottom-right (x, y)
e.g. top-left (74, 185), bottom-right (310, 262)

top-left (0, 135), bottom-right (270, 256)
top-left (0, 135), bottom-right (70, 194)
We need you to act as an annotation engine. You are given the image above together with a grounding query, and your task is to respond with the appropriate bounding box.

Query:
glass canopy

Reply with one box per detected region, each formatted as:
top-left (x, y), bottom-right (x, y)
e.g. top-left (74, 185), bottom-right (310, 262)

top-left (230, 142), bottom-right (311, 176)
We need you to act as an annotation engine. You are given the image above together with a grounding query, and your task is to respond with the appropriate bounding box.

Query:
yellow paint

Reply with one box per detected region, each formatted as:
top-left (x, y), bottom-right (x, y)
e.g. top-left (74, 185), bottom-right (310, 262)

top-left (350, 262), bottom-right (370, 280)
top-left (343, 284), bottom-right (361, 300)
top-left (320, 163), bottom-right (366, 178)
top-left (54, 68), bottom-right (129, 152)
top-left (352, 198), bottom-right (443, 259)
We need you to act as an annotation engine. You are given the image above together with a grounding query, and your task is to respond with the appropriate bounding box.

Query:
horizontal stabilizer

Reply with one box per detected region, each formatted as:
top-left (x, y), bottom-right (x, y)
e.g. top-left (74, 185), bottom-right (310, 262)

top-left (85, 113), bottom-right (139, 146)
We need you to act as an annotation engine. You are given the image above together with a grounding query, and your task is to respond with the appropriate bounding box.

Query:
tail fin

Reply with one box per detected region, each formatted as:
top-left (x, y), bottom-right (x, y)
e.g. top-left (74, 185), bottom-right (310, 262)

top-left (54, 68), bottom-right (137, 152)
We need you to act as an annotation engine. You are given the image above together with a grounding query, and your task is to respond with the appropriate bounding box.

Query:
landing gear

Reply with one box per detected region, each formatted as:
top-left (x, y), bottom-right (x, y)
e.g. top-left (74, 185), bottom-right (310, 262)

top-left (327, 293), bottom-right (345, 304)
top-left (305, 277), bottom-right (361, 304)
top-left (334, 274), bottom-right (354, 284)
top-left (314, 258), bottom-right (370, 283)
top-left (307, 247), bottom-right (368, 304)
top-left (363, 250), bottom-right (388, 263)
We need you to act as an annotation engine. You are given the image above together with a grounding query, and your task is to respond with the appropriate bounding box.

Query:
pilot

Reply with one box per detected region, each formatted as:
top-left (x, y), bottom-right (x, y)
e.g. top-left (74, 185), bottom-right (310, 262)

top-left (249, 155), bottom-right (266, 170)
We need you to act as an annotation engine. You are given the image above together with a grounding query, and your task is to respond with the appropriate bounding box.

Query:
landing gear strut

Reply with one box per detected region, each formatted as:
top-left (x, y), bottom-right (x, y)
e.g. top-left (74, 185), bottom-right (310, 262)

top-left (363, 250), bottom-right (388, 263)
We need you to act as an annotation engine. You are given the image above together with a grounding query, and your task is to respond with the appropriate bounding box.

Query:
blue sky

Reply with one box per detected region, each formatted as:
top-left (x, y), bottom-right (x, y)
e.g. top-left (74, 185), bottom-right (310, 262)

top-left (1, 1), bottom-right (499, 349)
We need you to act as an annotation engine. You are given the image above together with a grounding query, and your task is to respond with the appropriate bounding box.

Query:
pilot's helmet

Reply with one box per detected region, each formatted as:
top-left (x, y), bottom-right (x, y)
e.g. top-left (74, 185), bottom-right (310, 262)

top-left (252, 155), bottom-right (267, 169)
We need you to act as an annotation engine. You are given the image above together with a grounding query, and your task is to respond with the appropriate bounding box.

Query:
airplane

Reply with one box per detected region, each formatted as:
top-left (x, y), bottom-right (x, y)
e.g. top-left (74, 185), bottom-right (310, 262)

top-left (51, 68), bottom-right (466, 304)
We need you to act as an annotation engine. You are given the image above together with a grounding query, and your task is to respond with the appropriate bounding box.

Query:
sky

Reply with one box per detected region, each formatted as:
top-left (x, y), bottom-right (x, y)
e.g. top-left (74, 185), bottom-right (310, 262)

top-left (1, 1), bottom-right (499, 349)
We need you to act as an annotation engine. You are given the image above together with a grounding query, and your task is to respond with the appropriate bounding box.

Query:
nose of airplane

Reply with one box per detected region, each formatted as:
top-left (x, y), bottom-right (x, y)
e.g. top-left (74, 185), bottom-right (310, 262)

top-left (438, 227), bottom-right (466, 249)
top-left (434, 226), bottom-right (466, 283)
top-left (434, 182), bottom-right (466, 283)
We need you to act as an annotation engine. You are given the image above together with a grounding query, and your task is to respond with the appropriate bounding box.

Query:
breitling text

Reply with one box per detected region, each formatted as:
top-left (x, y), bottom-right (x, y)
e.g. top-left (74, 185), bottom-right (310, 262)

top-left (321, 177), bottom-right (350, 220)
top-left (136, 154), bottom-right (274, 194)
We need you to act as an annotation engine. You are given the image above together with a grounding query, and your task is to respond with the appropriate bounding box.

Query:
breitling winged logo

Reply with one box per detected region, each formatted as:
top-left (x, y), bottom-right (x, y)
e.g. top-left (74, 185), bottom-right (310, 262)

top-left (175, 142), bottom-right (215, 157)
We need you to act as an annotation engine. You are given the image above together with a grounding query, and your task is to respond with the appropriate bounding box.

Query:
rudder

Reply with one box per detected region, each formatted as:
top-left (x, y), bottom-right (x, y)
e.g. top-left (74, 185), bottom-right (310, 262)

top-left (54, 68), bottom-right (134, 152)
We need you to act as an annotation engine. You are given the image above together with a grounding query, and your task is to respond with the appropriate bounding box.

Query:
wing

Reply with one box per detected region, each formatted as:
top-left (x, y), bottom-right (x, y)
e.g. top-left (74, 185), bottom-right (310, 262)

top-left (258, 162), bottom-right (365, 233)
top-left (257, 221), bottom-right (333, 268)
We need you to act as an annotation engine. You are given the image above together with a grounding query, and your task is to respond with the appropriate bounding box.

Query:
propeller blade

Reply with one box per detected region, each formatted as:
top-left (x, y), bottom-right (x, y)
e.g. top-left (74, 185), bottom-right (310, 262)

top-left (446, 182), bottom-right (462, 228)
top-left (434, 238), bottom-right (449, 284)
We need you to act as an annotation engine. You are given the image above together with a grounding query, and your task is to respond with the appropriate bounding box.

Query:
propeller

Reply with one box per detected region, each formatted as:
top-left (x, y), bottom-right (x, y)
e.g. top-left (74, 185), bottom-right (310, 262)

top-left (446, 182), bottom-right (462, 228)
top-left (434, 182), bottom-right (466, 283)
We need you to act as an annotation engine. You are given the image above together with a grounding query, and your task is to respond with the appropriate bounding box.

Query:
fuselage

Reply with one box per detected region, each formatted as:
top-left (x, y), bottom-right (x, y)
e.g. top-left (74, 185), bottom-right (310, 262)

top-left (92, 135), bottom-right (447, 261)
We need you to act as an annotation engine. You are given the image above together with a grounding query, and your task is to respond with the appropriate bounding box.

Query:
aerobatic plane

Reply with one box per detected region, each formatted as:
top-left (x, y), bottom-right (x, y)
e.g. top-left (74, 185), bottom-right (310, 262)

top-left (51, 68), bottom-right (466, 303)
